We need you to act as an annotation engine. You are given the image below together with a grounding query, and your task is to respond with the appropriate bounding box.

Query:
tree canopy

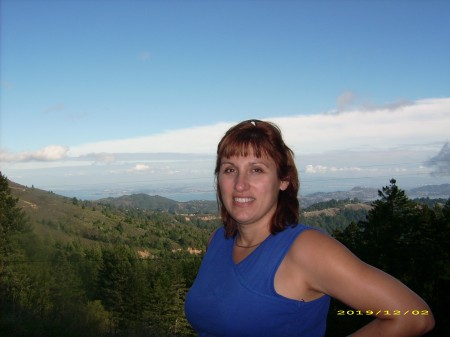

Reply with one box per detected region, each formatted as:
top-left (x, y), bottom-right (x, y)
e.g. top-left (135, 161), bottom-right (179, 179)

top-left (332, 179), bottom-right (449, 336)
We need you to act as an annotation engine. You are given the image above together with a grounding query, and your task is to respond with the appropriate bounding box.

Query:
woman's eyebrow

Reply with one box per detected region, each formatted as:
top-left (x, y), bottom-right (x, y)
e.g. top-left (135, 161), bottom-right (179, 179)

top-left (249, 161), bottom-right (270, 167)
top-left (219, 158), bottom-right (272, 167)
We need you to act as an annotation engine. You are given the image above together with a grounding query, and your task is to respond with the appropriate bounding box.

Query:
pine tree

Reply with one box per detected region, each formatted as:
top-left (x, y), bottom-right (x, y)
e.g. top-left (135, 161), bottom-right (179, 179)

top-left (332, 179), bottom-right (450, 336)
top-left (98, 245), bottom-right (143, 332)
top-left (0, 172), bottom-right (33, 331)
top-left (0, 172), bottom-right (30, 257)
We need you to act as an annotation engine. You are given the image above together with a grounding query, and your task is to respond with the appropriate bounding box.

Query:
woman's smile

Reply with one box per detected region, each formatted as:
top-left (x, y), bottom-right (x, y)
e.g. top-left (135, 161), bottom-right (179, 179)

top-left (233, 197), bottom-right (255, 205)
top-left (219, 152), bottom-right (289, 228)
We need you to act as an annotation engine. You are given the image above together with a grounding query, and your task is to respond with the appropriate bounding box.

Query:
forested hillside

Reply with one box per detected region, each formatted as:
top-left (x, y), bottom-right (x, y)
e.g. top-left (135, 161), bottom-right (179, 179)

top-left (1, 173), bottom-right (449, 336)
top-left (8, 180), bottom-right (219, 255)
top-left (97, 193), bottom-right (218, 214)
top-left (2, 175), bottom-right (220, 337)
top-left (302, 199), bottom-right (372, 233)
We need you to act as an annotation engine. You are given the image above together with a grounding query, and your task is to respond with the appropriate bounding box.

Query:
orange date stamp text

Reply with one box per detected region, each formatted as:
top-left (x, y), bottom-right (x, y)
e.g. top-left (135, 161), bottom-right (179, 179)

top-left (337, 309), bottom-right (429, 316)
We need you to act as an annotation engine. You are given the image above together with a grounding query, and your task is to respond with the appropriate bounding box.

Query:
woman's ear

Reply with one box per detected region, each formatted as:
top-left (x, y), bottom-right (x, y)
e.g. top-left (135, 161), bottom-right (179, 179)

top-left (280, 180), bottom-right (289, 191)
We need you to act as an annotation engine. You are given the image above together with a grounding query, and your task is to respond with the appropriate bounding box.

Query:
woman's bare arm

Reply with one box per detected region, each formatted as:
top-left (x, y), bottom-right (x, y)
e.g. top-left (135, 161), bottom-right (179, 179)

top-left (292, 230), bottom-right (435, 337)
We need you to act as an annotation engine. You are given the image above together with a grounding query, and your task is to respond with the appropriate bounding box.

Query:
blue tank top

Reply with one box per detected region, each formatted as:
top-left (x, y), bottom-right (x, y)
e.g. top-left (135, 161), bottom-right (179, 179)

top-left (185, 224), bottom-right (330, 337)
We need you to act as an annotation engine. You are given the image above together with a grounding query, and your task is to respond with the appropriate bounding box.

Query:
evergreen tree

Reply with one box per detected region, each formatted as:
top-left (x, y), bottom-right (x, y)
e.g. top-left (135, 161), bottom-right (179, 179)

top-left (98, 245), bottom-right (146, 332)
top-left (333, 179), bottom-right (449, 336)
top-left (0, 172), bottom-right (33, 334)
top-left (0, 172), bottom-right (30, 256)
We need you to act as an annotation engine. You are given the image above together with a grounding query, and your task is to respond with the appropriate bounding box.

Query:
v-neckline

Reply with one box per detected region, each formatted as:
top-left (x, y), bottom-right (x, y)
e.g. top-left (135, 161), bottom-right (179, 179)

top-left (231, 234), bottom-right (271, 266)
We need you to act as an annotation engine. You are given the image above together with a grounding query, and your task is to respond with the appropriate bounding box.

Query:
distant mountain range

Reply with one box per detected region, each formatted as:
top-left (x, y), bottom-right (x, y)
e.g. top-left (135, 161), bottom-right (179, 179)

top-left (97, 193), bottom-right (219, 214)
top-left (96, 184), bottom-right (449, 211)
top-left (9, 178), bottom-right (449, 214)
top-left (301, 184), bottom-right (450, 208)
top-left (407, 183), bottom-right (450, 198)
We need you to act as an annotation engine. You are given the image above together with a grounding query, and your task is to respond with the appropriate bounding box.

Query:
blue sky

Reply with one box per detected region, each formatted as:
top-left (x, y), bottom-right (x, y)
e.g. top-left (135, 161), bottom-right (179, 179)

top-left (1, 0), bottom-right (449, 201)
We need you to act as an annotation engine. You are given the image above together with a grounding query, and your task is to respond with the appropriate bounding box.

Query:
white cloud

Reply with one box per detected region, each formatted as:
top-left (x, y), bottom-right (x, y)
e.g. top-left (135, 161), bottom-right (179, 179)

top-left (82, 152), bottom-right (117, 164)
top-left (426, 142), bottom-right (450, 176)
top-left (69, 122), bottom-right (232, 156)
top-left (305, 165), bottom-right (363, 174)
top-left (64, 97), bottom-right (449, 158)
top-left (127, 164), bottom-right (150, 172)
top-left (60, 98), bottom-right (450, 156)
top-left (0, 145), bottom-right (69, 162)
top-left (272, 97), bottom-right (450, 155)
top-left (3, 98), bottom-right (450, 166)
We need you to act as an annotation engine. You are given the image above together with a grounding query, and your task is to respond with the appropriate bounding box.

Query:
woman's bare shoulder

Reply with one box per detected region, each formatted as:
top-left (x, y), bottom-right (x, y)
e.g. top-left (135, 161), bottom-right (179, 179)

top-left (206, 227), bottom-right (223, 250)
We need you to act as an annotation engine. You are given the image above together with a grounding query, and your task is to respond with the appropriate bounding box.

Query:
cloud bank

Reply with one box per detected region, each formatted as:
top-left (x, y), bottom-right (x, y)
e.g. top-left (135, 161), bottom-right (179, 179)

top-left (2, 97), bottom-right (449, 164)
top-left (0, 145), bottom-right (69, 162)
top-left (71, 97), bottom-right (449, 157)
top-left (426, 142), bottom-right (450, 177)
top-left (2, 97), bottom-right (448, 199)
top-left (274, 98), bottom-right (449, 155)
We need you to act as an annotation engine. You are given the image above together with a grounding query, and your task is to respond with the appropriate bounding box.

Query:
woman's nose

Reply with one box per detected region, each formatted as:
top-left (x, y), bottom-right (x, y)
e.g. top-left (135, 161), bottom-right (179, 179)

top-left (234, 173), bottom-right (248, 191)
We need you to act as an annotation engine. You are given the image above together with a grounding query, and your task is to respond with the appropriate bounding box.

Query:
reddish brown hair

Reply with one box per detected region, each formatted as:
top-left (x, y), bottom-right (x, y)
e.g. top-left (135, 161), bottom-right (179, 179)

top-left (215, 119), bottom-right (299, 238)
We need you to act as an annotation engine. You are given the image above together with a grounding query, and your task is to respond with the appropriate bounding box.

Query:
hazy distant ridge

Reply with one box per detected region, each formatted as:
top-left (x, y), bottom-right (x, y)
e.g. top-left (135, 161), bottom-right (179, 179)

top-left (97, 193), bottom-right (218, 214)
top-left (98, 184), bottom-right (449, 210)
top-left (407, 184), bottom-right (450, 198)
top-left (301, 184), bottom-right (450, 208)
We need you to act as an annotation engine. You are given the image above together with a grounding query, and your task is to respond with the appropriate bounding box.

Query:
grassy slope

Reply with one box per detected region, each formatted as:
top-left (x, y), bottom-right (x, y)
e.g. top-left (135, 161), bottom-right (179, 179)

top-left (10, 182), bottom-right (111, 244)
top-left (8, 181), bottom-right (218, 253)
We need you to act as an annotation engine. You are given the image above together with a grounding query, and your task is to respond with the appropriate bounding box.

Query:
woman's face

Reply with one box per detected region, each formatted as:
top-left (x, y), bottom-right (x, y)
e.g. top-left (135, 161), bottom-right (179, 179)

top-left (218, 150), bottom-right (289, 230)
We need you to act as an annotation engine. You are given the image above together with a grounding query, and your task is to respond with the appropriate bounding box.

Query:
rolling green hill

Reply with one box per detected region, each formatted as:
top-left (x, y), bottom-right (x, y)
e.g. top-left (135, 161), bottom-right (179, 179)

top-left (97, 193), bottom-right (218, 214)
top-left (8, 180), bottom-right (220, 255)
top-left (302, 199), bottom-right (372, 233)
top-left (98, 193), bottom-right (179, 211)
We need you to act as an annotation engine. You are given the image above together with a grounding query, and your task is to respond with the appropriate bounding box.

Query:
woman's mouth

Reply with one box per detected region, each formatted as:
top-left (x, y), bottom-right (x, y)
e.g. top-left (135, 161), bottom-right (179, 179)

top-left (234, 197), bottom-right (255, 204)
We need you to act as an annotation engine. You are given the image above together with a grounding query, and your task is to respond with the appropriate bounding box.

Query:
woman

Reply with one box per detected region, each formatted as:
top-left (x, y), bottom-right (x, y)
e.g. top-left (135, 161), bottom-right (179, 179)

top-left (185, 119), bottom-right (434, 336)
